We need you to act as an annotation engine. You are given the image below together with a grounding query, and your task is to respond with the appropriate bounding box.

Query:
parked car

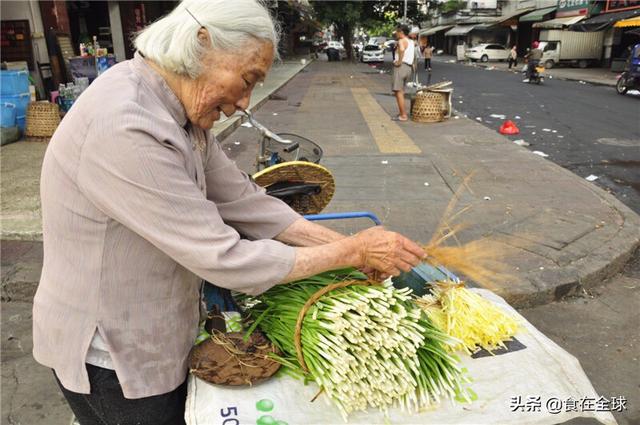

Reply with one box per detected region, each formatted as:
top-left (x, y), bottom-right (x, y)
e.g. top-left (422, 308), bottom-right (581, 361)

top-left (361, 44), bottom-right (385, 63)
top-left (384, 40), bottom-right (397, 52)
top-left (325, 41), bottom-right (347, 60)
top-left (465, 44), bottom-right (510, 62)
top-left (369, 36), bottom-right (387, 49)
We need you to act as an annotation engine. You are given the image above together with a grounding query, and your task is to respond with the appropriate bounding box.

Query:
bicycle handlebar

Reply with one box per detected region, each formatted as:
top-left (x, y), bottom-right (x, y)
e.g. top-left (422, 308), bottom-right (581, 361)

top-left (241, 109), bottom-right (296, 147)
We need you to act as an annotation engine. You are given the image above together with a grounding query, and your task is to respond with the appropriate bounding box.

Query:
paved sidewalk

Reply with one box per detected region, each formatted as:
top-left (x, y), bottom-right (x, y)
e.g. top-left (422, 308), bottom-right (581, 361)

top-left (0, 58), bottom-right (311, 241)
top-left (434, 54), bottom-right (620, 86)
top-left (225, 59), bottom-right (639, 307)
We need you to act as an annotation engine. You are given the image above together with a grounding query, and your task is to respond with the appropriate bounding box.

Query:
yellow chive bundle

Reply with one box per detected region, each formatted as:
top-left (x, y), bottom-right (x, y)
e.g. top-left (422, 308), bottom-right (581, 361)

top-left (416, 281), bottom-right (520, 355)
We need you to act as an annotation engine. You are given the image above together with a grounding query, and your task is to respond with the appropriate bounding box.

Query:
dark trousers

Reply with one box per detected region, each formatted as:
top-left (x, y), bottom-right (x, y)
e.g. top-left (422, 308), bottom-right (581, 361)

top-left (508, 57), bottom-right (517, 68)
top-left (424, 58), bottom-right (432, 70)
top-left (55, 364), bottom-right (187, 425)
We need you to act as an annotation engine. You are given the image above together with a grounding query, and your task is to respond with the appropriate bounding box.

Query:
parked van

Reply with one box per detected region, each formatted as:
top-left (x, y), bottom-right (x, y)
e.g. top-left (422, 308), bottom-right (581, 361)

top-left (539, 30), bottom-right (604, 69)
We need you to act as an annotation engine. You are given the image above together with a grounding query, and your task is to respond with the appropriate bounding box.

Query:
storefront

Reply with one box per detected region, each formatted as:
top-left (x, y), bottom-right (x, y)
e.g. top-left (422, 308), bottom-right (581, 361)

top-left (419, 25), bottom-right (454, 54)
top-left (571, 1), bottom-right (640, 68)
top-left (517, 6), bottom-right (557, 55)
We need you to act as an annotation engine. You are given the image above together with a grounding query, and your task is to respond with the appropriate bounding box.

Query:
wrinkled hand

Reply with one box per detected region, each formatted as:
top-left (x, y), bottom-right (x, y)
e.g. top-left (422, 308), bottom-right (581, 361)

top-left (354, 227), bottom-right (425, 279)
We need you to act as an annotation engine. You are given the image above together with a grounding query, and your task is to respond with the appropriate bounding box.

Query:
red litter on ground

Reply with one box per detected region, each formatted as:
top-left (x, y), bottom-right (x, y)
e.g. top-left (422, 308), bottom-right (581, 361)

top-left (499, 120), bottom-right (520, 135)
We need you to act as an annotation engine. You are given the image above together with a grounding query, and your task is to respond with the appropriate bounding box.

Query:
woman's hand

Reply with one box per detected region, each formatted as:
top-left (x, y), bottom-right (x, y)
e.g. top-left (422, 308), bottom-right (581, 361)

top-left (353, 227), bottom-right (425, 278)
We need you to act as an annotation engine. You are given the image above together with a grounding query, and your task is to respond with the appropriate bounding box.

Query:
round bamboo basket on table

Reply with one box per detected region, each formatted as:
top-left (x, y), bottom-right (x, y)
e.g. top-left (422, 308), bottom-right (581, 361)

top-left (25, 101), bottom-right (61, 138)
top-left (411, 91), bottom-right (448, 123)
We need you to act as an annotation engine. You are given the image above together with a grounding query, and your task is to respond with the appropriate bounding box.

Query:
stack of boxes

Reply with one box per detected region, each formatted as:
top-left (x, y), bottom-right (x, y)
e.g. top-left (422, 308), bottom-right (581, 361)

top-left (1, 70), bottom-right (31, 132)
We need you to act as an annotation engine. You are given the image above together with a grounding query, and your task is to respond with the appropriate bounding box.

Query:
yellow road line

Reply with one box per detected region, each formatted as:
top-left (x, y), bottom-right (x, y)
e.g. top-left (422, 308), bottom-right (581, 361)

top-left (350, 87), bottom-right (421, 154)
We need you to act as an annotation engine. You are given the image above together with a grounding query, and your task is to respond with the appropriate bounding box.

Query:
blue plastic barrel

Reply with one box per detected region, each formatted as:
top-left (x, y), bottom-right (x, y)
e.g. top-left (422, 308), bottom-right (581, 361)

top-left (16, 115), bottom-right (26, 132)
top-left (0, 70), bottom-right (30, 95)
top-left (1, 103), bottom-right (17, 127)
top-left (0, 93), bottom-right (30, 117)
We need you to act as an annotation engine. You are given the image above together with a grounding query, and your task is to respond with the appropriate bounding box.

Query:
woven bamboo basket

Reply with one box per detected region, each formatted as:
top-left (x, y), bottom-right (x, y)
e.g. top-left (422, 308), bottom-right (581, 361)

top-left (25, 101), bottom-right (60, 138)
top-left (411, 91), bottom-right (449, 123)
top-left (252, 161), bottom-right (335, 215)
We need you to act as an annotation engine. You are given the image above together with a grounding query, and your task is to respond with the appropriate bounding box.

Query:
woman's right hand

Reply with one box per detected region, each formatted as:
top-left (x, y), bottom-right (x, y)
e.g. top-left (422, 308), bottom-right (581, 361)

top-left (353, 227), bottom-right (425, 277)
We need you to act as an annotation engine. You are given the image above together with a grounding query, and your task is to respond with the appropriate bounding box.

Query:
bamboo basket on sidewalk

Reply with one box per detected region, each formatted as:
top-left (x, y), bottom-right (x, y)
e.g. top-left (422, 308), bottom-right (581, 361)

top-left (25, 101), bottom-right (60, 138)
top-left (411, 82), bottom-right (453, 123)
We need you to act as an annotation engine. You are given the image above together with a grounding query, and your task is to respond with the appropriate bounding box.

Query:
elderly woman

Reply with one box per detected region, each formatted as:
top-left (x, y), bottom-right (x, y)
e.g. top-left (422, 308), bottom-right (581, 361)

top-left (33, 1), bottom-right (424, 423)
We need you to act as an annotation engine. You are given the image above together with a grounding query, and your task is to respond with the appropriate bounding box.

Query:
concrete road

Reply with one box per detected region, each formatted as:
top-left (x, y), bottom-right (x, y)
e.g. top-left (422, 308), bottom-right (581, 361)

top-left (378, 55), bottom-right (640, 214)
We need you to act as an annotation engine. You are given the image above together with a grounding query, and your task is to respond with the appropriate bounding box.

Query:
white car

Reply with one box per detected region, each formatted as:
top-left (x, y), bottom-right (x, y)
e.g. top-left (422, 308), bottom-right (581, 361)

top-left (361, 44), bottom-right (384, 63)
top-left (325, 41), bottom-right (347, 59)
top-left (465, 44), bottom-right (510, 62)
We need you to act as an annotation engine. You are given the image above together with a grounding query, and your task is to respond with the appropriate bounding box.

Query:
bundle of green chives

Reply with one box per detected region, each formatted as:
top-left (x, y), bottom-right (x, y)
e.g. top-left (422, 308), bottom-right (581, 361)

top-left (241, 270), bottom-right (472, 418)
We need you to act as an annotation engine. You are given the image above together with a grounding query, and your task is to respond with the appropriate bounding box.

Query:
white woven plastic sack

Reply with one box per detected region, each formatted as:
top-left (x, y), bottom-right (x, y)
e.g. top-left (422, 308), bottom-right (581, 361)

top-left (185, 289), bottom-right (617, 425)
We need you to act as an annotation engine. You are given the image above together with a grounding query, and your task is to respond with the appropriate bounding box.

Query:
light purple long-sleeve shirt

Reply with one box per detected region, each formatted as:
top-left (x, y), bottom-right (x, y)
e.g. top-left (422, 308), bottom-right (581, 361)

top-left (33, 53), bottom-right (300, 398)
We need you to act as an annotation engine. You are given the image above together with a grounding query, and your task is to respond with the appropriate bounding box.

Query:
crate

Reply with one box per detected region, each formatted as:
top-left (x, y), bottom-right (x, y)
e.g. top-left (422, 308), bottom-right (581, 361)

top-left (0, 92), bottom-right (30, 117)
top-left (1, 103), bottom-right (17, 127)
top-left (0, 70), bottom-right (30, 95)
top-left (25, 101), bottom-right (60, 138)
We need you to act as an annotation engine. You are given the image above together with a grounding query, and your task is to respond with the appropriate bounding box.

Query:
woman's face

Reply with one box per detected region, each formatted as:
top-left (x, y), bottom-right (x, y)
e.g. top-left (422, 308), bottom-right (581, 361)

top-left (185, 40), bottom-right (274, 129)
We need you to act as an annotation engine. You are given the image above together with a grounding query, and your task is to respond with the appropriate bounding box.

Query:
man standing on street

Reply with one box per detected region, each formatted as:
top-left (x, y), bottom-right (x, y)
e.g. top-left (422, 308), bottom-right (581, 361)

top-left (391, 24), bottom-right (413, 122)
top-left (524, 41), bottom-right (542, 82)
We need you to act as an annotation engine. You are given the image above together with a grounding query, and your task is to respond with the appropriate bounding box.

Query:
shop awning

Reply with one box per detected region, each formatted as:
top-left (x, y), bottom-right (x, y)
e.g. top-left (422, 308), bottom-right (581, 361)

top-left (419, 25), bottom-right (454, 36)
top-left (520, 6), bottom-right (557, 23)
top-left (533, 15), bottom-right (586, 29)
top-left (445, 25), bottom-right (476, 37)
top-left (571, 8), bottom-right (640, 31)
top-left (494, 8), bottom-right (536, 26)
top-left (614, 16), bottom-right (640, 28)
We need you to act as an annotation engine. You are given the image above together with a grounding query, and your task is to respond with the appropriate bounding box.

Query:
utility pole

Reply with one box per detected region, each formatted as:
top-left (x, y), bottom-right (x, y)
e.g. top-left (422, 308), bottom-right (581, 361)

top-left (403, 0), bottom-right (408, 23)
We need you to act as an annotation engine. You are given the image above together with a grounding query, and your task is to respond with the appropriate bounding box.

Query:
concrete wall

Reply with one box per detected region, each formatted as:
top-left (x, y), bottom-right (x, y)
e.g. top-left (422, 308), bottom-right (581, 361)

top-left (0, 1), bottom-right (50, 67)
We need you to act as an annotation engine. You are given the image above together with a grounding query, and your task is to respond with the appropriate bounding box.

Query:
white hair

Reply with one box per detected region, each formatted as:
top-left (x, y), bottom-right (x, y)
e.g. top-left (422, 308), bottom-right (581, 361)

top-left (134, 0), bottom-right (280, 78)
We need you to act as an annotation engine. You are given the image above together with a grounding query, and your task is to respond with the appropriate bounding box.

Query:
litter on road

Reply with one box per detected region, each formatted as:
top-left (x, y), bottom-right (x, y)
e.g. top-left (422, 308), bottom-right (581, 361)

top-left (483, 196), bottom-right (491, 201)
top-left (542, 129), bottom-right (551, 132)
top-left (512, 139), bottom-right (530, 146)
top-left (241, 122), bottom-right (253, 128)
top-left (490, 114), bottom-right (506, 119)
top-left (272, 113), bottom-right (278, 116)
top-left (514, 115), bottom-right (521, 119)
top-left (585, 175), bottom-right (599, 182)
top-left (424, 182), bottom-right (430, 187)
top-left (381, 160), bottom-right (389, 165)
top-left (476, 117), bottom-right (483, 122)
top-left (532, 151), bottom-right (549, 157)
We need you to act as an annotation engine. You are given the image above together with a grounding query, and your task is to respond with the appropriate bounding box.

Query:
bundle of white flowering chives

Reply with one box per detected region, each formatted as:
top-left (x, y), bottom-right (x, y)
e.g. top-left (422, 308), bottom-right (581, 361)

top-left (242, 270), bottom-right (471, 419)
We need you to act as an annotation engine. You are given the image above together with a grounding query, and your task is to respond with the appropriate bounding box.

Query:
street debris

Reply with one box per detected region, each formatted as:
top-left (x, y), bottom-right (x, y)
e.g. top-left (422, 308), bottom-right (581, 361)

top-left (499, 120), bottom-right (519, 135)
top-left (424, 182), bottom-right (430, 186)
top-left (241, 121), bottom-right (253, 128)
top-left (454, 116), bottom-right (460, 119)
top-left (483, 196), bottom-right (491, 201)
top-left (542, 128), bottom-right (551, 132)
top-left (579, 80), bottom-right (586, 84)
top-left (476, 117), bottom-right (483, 122)
top-left (512, 139), bottom-right (530, 146)
top-left (381, 160), bottom-right (389, 165)
top-left (532, 132), bottom-right (536, 135)
top-left (459, 100), bottom-right (464, 104)
top-left (552, 130), bottom-right (558, 133)
top-left (301, 59), bottom-right (307, 65)
top-left (272, 113), bottom-right (278, 116)
top-left (585, 175), bottom-right (599, 182)
top-left (557, 135), bottom-right (564, 138)
top-left (532, 151), bottom-right (549, 157)
top-left (234, 141), bottom-right (240, 145)
top-left (490, 114), bottom-right (506, 119)
top-left (548, 75), bottom-right (553, 79)
top-left (514, 115), bottom-right (521, 119)
top-left (525, 125), bottom-right (536, 128)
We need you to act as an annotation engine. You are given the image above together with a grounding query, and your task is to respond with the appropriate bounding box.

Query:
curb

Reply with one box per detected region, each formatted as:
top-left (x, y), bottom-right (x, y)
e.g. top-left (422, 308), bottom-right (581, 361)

top-left (452, 115), bottom-right (640, 308)
top-left (215, 59), bottom-right (314, 142)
